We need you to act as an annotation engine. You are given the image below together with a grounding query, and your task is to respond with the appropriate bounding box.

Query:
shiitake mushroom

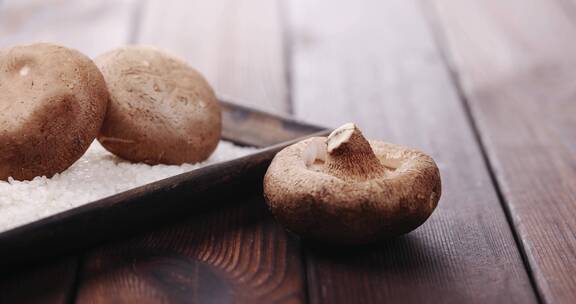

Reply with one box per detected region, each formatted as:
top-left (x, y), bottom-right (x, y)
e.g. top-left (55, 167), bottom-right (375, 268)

top-left (95, 46), bottom-right (222, 165)
top-left (0, 43), bottom-right (108, 181)
top-left (264, 123), bottom-right (442, 244)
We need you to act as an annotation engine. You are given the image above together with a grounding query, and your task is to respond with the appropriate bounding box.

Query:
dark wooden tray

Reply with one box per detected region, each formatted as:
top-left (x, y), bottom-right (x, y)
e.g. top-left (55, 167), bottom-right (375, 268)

top-left (0, 101), bottom-right (328, 268)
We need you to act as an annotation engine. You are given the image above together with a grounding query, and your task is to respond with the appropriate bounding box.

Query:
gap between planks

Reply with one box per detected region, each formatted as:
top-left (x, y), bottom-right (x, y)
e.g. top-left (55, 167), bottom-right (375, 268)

top-left (287, 0), bottom-right (538, 303)
top-left (425, 0), bottom-right (576, 303)
top-left (417, 1), bottom-right (544, 302)
top-left (75, 0), bottom-right (307, 303)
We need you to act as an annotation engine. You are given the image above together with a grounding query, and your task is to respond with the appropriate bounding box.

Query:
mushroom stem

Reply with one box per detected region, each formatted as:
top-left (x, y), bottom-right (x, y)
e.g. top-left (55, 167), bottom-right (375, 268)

top-left (324, 123), bottom-right (385, 181)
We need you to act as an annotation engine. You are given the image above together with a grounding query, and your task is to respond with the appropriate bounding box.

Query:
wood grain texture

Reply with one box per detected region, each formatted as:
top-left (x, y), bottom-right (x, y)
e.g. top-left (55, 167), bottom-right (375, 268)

top-left (76, 195), bottom-right (305, 304)
top-left (138, 0), bottom-right (289, 114)
top-left (426, 0), bottom-right (576, 302)
top-left (288, 0), bottom-right (537, 303)
top-left (0, 258), bottom-right (78, 304)
top-left (0, 0), bottom-right (138, 57)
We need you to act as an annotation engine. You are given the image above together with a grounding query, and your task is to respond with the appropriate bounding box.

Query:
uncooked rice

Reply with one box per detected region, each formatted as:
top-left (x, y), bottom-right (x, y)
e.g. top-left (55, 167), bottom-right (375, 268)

top-left (0, 141), bottom-right (256, 233)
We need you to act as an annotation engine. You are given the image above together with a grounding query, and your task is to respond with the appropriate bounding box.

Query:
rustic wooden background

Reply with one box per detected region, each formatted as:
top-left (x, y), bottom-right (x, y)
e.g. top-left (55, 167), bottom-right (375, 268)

top-left (1, 0), bottom-right (575, 303)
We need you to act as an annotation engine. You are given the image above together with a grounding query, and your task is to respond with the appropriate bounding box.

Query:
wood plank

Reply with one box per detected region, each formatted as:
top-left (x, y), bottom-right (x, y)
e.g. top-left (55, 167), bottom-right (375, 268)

top-left (75, 194), bottom-right (306, 304)
top-left (0, 0), bottom-right (138, 57)
top-left (0, 258), bottom-right (78, 304)
top-left (137, 0), bottom-right (289, 114)
top-left (76, 1), bottom-right (304, 303)
top-left (426, 0), bottom-right (576, 302)
top-left (288, 0), bottom-right (538, 302)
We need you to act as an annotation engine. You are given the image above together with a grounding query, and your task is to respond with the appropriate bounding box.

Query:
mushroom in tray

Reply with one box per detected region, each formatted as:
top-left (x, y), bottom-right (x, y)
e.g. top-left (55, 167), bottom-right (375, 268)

top-left (0, 43), bottom-right (109, 181)
top-left (263, 123), bottom-right (442, 244)
top-left (95, 46), bottom-right (222, 165)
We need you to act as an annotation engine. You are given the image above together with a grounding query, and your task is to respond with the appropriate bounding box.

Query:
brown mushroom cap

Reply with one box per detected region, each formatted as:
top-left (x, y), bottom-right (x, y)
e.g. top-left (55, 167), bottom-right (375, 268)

top-left (0, 43), bottom-right (109, 181)
top-left (263, 123), bottom-right (441, 244)
top-left (95, 46), bottom-right (222, 165)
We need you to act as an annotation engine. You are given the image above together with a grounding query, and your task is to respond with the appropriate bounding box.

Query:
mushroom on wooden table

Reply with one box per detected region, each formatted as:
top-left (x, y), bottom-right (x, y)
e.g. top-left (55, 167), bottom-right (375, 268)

top-left (264, 123), bottom-right (442, 244)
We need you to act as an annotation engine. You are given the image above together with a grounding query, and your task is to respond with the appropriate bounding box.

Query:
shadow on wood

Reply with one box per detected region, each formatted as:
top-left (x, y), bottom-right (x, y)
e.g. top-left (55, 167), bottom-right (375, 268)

top-left (303, 234), bottom-right (441, 274)
top-left (0, 258), bottom-right (78, 304)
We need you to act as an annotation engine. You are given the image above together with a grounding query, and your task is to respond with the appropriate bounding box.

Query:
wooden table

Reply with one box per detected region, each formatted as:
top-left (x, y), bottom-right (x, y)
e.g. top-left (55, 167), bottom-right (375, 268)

top-left (1, 0), bottom-right (575, 303)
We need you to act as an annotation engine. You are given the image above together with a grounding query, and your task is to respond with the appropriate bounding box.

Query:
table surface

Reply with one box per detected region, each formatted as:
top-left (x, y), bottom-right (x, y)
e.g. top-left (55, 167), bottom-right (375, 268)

top-left (1, 0), bottom-right (575, 303)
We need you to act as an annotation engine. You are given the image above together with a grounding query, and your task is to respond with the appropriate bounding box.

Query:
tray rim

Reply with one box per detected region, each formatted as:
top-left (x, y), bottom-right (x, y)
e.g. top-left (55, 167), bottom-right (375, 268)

top-left (0, 100), bottom-right (329, 267)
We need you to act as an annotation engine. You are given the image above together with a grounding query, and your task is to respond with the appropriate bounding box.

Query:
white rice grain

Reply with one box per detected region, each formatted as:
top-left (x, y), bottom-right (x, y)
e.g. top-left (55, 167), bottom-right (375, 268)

top-left (0, 140), bottom-right (256, 232)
